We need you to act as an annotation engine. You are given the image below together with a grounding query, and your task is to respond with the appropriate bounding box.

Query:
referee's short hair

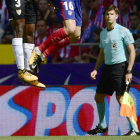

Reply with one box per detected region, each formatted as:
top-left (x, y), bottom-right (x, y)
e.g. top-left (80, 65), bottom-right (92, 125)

top-left (103, 5), bottom-right (119, 15)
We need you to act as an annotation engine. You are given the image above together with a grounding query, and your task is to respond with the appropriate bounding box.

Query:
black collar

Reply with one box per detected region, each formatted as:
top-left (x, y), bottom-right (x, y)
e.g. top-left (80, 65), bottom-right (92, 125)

top-left (107, 28), bottom-right (114, 31)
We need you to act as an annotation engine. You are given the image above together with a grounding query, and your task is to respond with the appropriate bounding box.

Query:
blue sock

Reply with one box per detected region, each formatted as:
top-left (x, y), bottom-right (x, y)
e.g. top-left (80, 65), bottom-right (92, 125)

top-left (127, 117), bottom-right (139, 132)
top-left (97, 102), bottom-right (107, 129)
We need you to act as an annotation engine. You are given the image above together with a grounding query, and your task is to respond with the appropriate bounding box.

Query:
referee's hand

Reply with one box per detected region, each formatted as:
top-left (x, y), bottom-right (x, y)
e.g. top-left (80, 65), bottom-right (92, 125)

top-left (125, 73), bottom-right (132, 83)
top-left (90, 70), bottom-right (97, 80)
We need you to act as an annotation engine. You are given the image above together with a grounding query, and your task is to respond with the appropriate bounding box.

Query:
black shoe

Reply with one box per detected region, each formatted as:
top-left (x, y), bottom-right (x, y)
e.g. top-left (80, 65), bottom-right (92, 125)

top-left (123, 129), bottom-right (139, 136)
top-left (33, 57), bottom-right (43, 75)
top-left (87, 125), bottom-right (108, 135)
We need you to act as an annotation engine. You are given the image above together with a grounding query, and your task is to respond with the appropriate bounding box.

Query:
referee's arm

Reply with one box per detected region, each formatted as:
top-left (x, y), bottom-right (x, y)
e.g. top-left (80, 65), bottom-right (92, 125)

top-left (94, 48), bottom-right (104, 71)
top-left (127, 44), bottom-right (136, 72)
top-left (90, 48), bottom-right (104, 80)
top-left (125, 43), bottom-right (136, 83)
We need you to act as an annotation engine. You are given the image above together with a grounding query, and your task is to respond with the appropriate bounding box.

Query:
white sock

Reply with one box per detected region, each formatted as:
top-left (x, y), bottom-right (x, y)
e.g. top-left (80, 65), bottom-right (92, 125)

top-left (23, 43), bottom-right (34, 71)
top-left (36, 47), bottom-right (45, 61)
top-left (41, 54), bottom-right (45, 61)
top-left (35, 47), bottom-right (41, 55)
top-left (12, 38), bottom-right (24, 70)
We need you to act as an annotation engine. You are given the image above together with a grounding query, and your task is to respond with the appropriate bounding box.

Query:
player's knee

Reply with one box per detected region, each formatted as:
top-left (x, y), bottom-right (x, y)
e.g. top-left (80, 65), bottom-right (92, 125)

top-left (73, 29), bottom-right (81, 41)
top-left (94, 97), bottom-right (99, 103)
top-left (71, 32), bottom-right (81, 41)
top-left (64, 24), bottom-right (76, 34)
top-left (71, 35), bottom-right (80, 42)
top-left (65, 28), bottom-right (75, 35)
top-left (94, 95), bottom-right (100, 103)
top-left (94, 94), bottom-right (105, 103)
top-left (74, 34), bottom-right (81, 41)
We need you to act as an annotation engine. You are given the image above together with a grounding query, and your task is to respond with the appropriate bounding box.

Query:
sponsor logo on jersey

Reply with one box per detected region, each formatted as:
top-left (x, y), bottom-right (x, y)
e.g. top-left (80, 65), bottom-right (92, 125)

top-left (68, 11), bottom-right (72, 16)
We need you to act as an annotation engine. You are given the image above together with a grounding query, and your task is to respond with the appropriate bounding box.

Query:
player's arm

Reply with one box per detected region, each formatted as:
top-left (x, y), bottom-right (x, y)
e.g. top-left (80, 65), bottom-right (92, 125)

top-left (90, 48), bottom-right (104, 80)
top-left (125, 43), bottom-right (136, 83)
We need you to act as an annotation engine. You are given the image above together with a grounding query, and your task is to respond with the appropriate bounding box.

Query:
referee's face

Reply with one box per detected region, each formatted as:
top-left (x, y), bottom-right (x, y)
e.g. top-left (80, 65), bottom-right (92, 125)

top-left (105, 10), bottom-right (118, 25)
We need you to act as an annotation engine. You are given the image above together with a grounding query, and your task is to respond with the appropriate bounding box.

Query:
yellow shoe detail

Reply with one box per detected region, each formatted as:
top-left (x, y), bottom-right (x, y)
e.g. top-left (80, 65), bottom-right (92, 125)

top-left (29, 80), bottom-right (46, 89)
top-left (18, 69), bottom-right (38, 82)
top-left (29, 47), bottom-right (41, 69)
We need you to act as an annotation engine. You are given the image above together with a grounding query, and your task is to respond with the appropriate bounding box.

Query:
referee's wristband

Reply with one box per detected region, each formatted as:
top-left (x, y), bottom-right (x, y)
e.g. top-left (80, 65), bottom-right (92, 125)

top-left (126, 70), bottom-right (132, 74)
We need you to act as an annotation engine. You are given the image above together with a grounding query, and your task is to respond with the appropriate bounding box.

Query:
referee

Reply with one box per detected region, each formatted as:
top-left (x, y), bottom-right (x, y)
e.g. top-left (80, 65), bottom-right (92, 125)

top-left (87, 5), bottom-right (139, 136)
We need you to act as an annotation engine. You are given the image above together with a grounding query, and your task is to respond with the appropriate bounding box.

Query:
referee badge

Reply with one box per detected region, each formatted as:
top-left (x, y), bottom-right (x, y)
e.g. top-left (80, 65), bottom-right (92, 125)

top-left (16, 9), bottom-right (21, 15)
top-left (111, 43), bottom-right (117, 49)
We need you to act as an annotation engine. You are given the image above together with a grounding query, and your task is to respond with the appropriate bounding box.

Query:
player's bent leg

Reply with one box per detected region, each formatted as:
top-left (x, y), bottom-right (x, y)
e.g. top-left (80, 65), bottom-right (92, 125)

top-left (29, 36), bottom-right (70, 73)
top-left (29, 47), bottom-right (44, 72)
top-left (38, 28), bottom-right (68, 53)
top-left (63, 20), bottom-right (81, 43)
top-left (68, 26), bottom-right (81, 43)
top-left (30, 37), bottom-right (70, 73)
top-left (63, 19), bottom-right (76, 35)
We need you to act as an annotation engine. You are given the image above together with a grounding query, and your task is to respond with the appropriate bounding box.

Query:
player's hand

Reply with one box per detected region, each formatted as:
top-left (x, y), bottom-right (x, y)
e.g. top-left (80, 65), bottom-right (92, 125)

top-left (125, 73), bottom-right (132, 83)
top-left (90, 70), bottom-right (97, 80)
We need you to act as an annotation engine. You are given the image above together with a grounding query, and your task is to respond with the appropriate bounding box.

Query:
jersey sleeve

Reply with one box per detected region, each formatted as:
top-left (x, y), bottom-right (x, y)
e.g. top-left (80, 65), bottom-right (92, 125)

top-left (123, 28), bottom-right (134, 46)
top-left (99, 33), bottom-right (103, 48)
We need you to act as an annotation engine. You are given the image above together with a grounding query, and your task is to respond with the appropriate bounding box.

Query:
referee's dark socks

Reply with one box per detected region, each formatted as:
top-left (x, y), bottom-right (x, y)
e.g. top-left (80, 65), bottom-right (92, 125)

top-left (97, 102), bottom-right (107, 128)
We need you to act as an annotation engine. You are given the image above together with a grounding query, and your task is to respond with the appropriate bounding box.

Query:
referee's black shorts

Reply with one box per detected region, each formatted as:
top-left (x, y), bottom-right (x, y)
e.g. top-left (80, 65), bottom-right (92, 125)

top-left (6, 0), bottom-right (37, 24)
top-left (96, 61), bottom-right (128, 96)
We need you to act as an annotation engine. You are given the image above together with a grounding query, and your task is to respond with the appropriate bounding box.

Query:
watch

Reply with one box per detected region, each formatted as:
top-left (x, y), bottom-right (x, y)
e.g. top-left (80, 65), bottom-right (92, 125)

top-left (126, 70), bottom-right (132, 74)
